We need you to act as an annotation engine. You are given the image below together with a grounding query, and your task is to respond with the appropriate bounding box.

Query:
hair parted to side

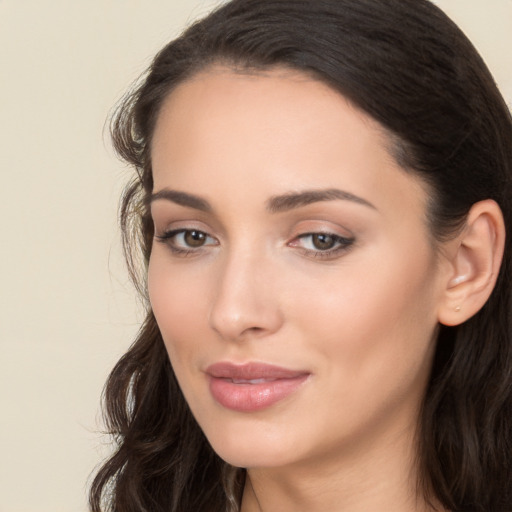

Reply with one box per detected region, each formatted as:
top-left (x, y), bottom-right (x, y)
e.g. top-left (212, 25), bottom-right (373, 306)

top-left (89, 1), bottom-right (512, 511)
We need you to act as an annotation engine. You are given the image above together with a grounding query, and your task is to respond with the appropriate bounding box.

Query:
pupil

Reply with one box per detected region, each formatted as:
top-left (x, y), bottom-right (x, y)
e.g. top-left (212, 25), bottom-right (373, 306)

top-left (185, 230), bottom-right (206, 247)
top-left (313, 234), bottom-right (335, 250)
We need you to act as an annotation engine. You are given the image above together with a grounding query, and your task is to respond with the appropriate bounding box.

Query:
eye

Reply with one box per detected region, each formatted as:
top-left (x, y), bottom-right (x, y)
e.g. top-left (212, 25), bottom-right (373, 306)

top-left (303, 233), bottom-right (338, 250)
top-left (181, 230), bottom-right (209, 247)
top-left (155, 228), bottom-right (218, 254)
top-left (290, 232), bottom-right (355, 259)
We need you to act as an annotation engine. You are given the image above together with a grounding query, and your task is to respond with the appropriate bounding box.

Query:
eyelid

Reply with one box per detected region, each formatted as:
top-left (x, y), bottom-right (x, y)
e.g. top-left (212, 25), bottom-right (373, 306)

top-left (288, 231), bottom-right (355, 260)
top-left (157, 227), bottom-right (218, 241)
top-left (155, 227), bottom-right (219, 256)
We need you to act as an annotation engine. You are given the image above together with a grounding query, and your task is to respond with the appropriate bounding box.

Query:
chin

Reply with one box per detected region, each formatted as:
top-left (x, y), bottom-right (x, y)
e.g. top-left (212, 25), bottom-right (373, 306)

top-left (201, 417), bottom-right (302, 469)
top-left (214, 445), bottom-right (296, 470)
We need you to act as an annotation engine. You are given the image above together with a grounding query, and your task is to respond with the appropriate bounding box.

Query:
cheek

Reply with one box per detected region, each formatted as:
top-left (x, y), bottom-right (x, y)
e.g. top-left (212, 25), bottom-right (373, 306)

top-left (147, 256), bottom-right (208, 362)
top-left (147, 259), bottom-right (217, 422)
top-left (290, 243), bottom-right (440, 386)
top-left (282, 258), bottom-right (439, 449)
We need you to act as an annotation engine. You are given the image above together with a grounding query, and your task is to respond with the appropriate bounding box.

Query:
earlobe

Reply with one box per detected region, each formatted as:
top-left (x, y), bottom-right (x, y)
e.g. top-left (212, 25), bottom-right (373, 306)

top-left (437, 200), bottom-right (505, 327)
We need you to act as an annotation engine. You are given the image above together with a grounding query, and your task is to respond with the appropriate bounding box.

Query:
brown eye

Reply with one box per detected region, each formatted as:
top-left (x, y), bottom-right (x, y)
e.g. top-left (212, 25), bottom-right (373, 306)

top-left (155, 228), bottom-right (218, 254)
top-left (291, 232), bottom-right (355, 259)
top-left (311, 233), bottom-right (336, 250)
top-left (184, 230), bottom-right (207, 247)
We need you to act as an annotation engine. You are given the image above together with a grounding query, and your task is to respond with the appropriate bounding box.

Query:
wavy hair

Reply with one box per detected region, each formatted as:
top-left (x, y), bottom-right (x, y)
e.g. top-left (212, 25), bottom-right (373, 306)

top-left (90, 1), bottom-right (512, 511)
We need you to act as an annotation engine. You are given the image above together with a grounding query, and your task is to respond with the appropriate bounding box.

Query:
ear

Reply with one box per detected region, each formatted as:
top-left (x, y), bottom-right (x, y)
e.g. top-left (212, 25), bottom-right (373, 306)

top-left (437, 199), bottom-right (505, 327)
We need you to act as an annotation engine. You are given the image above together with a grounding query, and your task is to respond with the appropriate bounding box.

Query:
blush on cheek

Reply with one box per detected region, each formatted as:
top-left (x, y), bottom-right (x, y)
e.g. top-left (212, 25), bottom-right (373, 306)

top-left (143, 69), bottom-right (450, 479)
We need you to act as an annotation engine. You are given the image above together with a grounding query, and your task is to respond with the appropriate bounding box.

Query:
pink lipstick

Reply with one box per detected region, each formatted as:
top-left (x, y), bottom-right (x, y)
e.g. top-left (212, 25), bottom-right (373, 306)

top-left (206, 362), bottom-right (310, 412)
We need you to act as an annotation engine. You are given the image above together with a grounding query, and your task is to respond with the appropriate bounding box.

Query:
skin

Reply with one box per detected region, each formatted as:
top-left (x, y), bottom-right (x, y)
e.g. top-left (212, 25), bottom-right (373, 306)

top-left (148, 67), bottom-right (453, 511)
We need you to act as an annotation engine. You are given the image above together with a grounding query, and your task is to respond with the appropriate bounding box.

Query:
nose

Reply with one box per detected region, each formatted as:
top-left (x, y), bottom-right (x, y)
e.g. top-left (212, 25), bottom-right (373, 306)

top-left (208, 250), bottom-right (284, 342)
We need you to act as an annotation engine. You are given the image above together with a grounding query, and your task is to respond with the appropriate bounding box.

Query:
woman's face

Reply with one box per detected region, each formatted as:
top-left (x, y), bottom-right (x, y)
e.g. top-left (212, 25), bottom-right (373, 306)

top-left (149, 67), bottom-right (449, 470)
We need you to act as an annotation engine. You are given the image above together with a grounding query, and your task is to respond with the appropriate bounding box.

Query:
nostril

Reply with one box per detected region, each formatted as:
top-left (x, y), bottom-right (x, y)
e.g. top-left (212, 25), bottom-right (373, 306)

top-left (243, 326), bottom-right (265, 336)
top-left (208, 304), bottom-right (283, 342)
top-left (207, 261), bottom-right (284, 341)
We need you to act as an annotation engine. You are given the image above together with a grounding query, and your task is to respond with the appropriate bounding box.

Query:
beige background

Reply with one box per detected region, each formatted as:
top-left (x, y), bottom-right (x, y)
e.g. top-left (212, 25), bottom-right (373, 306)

top-left (0, 1), bottom-right (510, 511)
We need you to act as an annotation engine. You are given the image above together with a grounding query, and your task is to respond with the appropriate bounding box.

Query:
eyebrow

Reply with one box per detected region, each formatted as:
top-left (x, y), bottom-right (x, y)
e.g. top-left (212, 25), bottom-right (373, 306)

top-left (149, 189), bottom-right (212, 212)
top-left (149, 187), bottom-right (376, 213)
top-left (266, 188), bottom-right (376, 213)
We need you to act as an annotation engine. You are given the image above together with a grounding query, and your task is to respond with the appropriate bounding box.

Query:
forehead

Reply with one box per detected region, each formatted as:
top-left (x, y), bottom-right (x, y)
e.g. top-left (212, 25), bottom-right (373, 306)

top-left (152, 66), bottom-right (390, 173)
top-left (150, 66), bottom-right (429, 221)
top-left (153, 65), bottom-right (390, 143)
top-left (153, 66), bottom-right (387, 136)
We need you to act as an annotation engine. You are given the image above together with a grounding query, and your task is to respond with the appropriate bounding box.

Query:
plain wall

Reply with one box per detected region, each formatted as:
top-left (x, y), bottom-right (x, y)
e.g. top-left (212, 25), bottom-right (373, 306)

top-left (0, 1), bottom-right (510, 511)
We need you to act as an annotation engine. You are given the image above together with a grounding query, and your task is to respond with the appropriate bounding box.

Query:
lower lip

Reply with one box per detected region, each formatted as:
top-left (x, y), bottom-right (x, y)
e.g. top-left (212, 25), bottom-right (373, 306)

top-left (208, 375), bottom-right (309, 412)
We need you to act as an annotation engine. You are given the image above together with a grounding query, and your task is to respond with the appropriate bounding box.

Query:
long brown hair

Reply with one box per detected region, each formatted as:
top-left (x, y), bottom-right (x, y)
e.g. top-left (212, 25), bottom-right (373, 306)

top-left (90, 1), bottom-right (512, 511)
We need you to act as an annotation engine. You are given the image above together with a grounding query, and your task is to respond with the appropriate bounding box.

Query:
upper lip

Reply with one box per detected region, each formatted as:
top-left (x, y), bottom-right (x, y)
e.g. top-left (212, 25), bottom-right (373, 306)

top-left (206, 362), bottom-right (309, 380)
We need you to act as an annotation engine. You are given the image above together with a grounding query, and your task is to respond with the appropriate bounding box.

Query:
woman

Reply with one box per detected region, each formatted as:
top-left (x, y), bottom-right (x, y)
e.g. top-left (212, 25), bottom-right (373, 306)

top-left (90, 0), bottom-right (512, 511)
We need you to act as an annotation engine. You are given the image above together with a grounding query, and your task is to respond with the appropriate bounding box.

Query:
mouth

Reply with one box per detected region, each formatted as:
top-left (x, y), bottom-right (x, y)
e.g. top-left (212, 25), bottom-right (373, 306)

top-left (205, 362), bottom-right (310, 412)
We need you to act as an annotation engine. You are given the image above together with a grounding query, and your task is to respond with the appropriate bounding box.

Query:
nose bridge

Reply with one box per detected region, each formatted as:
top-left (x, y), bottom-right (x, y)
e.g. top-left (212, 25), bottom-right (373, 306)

top-left (208, 243), bottom-right (282, 341)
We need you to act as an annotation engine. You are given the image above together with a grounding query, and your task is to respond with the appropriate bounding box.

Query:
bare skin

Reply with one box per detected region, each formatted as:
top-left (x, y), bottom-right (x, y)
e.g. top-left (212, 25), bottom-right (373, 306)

top-left (148, 67), bottom-right (502, 512)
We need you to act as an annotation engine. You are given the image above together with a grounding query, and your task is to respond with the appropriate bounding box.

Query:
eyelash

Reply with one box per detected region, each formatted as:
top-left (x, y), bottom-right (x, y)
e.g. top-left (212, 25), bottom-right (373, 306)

top-left (155, 229), bottom-right (219, 257)
top-left (155, 229), bottom-right (355, 260)
top-left (291, 232), bottom-right (355, 259)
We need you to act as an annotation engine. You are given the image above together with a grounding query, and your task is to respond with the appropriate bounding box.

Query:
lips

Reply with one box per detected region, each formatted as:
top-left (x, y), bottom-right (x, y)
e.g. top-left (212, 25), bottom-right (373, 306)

top-left (205, 362), bottom-right (310, 412)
